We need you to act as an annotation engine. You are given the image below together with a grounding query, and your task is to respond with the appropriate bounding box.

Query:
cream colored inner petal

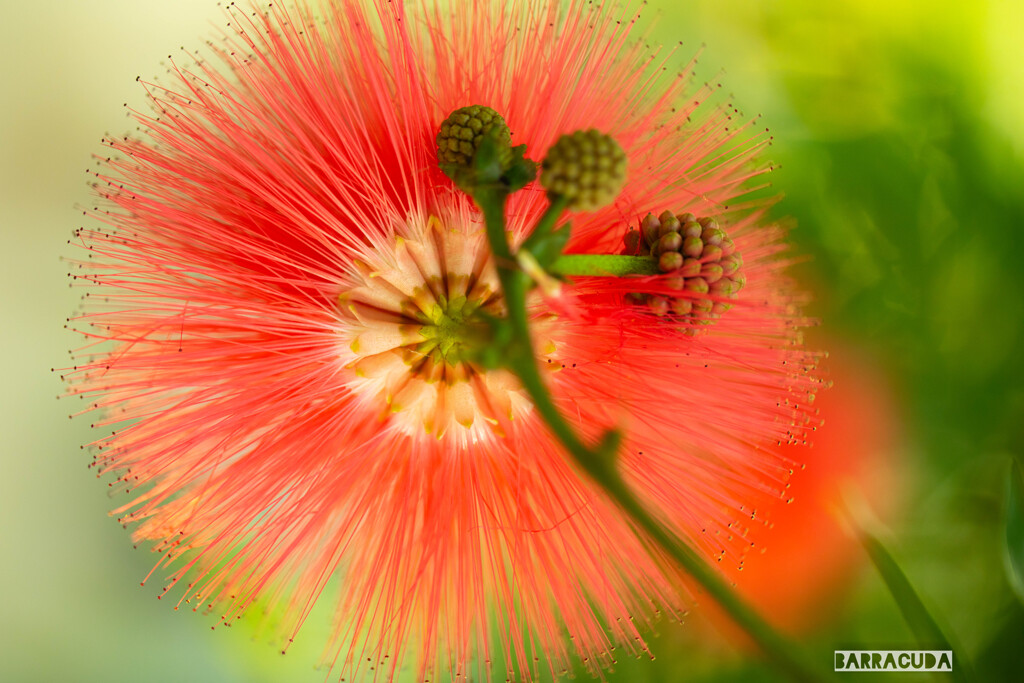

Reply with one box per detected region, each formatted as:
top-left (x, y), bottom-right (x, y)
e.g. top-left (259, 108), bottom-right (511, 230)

top-left (337, 215), bottom-right (556, 441)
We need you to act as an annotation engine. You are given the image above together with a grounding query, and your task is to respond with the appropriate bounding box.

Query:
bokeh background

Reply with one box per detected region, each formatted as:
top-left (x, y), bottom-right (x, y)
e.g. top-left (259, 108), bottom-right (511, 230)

top-left (2, 0), bottom-right (1021, 681)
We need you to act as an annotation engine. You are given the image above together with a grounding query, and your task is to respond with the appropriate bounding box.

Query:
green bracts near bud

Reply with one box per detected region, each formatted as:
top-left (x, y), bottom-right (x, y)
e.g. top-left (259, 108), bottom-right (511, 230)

top-left (436, 105), bottom-right (536, 194)
top-left (540, 129), bottom-right (627, 210)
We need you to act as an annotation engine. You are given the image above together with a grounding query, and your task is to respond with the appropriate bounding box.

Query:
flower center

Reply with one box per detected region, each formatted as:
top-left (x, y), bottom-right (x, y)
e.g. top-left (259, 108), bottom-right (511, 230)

top-left (411, 284), bottom-right (490, 373)
top-left (338, 215), bottom-right (543, 440)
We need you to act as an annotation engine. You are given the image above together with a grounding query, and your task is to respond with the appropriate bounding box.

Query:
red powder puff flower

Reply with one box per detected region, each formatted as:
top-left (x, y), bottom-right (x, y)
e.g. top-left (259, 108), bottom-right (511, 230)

top-left (65, 1), bottom-right (822, 681)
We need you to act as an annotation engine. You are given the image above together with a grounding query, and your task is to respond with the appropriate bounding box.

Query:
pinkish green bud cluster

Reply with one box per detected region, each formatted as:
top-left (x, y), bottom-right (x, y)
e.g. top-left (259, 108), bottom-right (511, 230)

top-left (436, 105), bottom-right (512, 168)
top-left (540, 129), bottom-right (626, 210)
top-left (622, 210), bottom-right (745, 328)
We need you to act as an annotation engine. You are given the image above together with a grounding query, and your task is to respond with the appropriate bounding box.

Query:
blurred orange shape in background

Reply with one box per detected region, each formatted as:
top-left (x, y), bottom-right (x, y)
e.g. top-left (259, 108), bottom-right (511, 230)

top-left (700, 342), bottom-right (905, 639)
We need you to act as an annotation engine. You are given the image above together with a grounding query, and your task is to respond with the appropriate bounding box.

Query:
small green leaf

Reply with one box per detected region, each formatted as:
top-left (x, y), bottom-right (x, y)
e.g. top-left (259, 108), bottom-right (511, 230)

top-left (501, 143), bottom-right (537, 192)
top-left (1004, 459), bottom-right (1024, 603)
top-left (528, 224), bottom-right (572, 271)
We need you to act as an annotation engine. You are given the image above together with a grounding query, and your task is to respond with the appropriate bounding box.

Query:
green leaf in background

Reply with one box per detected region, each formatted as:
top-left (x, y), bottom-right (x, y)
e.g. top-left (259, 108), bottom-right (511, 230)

top-left (860, 529), bottom-right (972, 683)
top-left (1004, 459), bottom-right (1024, 604)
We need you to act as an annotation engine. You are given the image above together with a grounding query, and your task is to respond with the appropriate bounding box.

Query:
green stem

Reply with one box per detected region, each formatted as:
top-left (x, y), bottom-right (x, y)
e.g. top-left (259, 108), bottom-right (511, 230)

top-left (551, 253), bottom-right (660, 277)
top-left (474, 188), bottom-right (828, 683)
top-left (521, 194), bottom-right (571, 254)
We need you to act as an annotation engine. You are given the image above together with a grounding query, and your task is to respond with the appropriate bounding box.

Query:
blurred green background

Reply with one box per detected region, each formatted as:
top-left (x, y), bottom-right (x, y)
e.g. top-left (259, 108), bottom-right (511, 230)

top-left (2, 0), bottom-right (1021, 681)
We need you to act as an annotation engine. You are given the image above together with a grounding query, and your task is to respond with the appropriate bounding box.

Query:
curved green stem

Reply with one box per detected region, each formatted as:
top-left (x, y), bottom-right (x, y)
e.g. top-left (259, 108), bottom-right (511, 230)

top-left (521, 194), bottom-right (571, 254)
top-left (475, 188), bottom-right (828, 683)
top-left (551, 253), bottom-right (660, 277)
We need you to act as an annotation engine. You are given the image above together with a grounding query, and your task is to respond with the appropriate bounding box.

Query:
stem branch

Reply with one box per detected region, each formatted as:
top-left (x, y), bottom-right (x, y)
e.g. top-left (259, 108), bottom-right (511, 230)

top-left (551, 253), bottom-right (660, 277)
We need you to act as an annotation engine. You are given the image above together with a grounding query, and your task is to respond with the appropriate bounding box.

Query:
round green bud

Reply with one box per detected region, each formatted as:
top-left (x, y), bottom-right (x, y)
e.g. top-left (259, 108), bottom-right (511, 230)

top-left (702, 244), bottom-right (724, 262)
top-left (670, 297), bottom-right (693, 316)
top-left (623, 229), bottom-right (642, 255)
top-left (656, 232), bottom-right (682, 254)
top-left (683, 236), bottom-right (703, 258)
top-left (658, 212), bottom-right (681, 236)
top-left (640, 213), bottom-right (661, 247)
top-left (436, 105), bottom-right (512, 168)
top-left (682, 220), bottom-right (702, 238)
top-left (664, 275), bottom-right (685, 290)
top-left (701, 226), bottom-right (725, 246)
top-left (680, 258), bottom-right (702, 277)
top-left (685, 277), bottom-right (709, 295)
top-left (692, 297), bottom-right (714, 315)
top-left (701, 263), bottom-right (724, 283)
top-left (710, 279), bottom-right (736, 297)
top-left (541, 129), bottom-right (627, 210)
top-left (658, 251), bottom-right (684, 272)
top-left (648, 295), bottom-right (670, 316)
top-left (720, 255), bottom-right (740, 277)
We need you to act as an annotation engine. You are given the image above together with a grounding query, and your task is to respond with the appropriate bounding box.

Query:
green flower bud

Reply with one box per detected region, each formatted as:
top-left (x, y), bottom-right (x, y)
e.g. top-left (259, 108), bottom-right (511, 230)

top-left (656, 232), bottom-right (682, 254)
top-left (541, 129), bottom-right (627, 210)
top-left (680, 258), bottom-right (702, 277)
top-left (683, 236), bottom-right (703, 258)
top-left (710, 279), bottom-right (736, 297)
top-left (692, 297), bottom-right (714, 318)
top-left (701, 226), bottom-right (724, 246)
top-left (664, 275), bottom-right (685, 290)
top-left (648, 295), bottom-right (670, 316)
top-left (658, 211), bottom-right (681, 236)
top-left (640, 213), bottom-right (661, 247)
top-left (702, 244), bottom-right (723, 262)
top-left (685, 277), bottom-right (709, 294)
top-left (622, 210), bottom-right (747, 331)
top-left (720, 255), bottom-right (740, 277)
top-left (658, 251), bottom-right (683, 272)
top-left (436, 105), bottom-right (512, 169)
top-left (701, 263), bottom-right (724, 283)
top-left (622, 229), bottom-right (642, 255)
top-left (670, 297), bottom-right (693, 316)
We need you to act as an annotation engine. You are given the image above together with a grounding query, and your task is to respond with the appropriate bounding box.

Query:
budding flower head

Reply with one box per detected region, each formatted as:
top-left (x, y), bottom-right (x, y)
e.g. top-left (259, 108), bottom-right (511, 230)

top-left (540, 129), bottom-right (627, 210)
top-left (436, 104), bottom-right (511, 168)
top-left (622, 210), bottom-right (746, 330)
top-left (436, 105), bottom-right (536, 193)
